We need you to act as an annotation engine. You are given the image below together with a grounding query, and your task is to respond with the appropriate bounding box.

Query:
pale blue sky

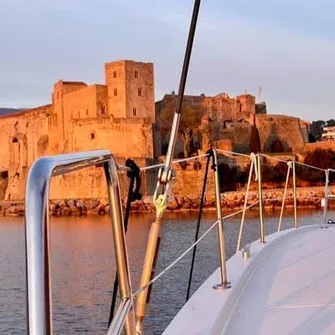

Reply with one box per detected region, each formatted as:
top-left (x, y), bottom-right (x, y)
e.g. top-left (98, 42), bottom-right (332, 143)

top-left (1, 0), bottom-right (335, 121)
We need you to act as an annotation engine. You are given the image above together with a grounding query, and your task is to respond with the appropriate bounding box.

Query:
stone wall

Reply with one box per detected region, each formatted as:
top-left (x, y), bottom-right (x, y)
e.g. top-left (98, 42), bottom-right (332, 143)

top-left (171, 158), bottom-right (215, 197)
top-left (63, 85), bottom-right (107, 120)
top-left (70, 117), bottom-right (153, 158)
top-left (220, 122), bottom-right (252, 154)
top-left (156, 92), bottom-right (258, 124)
top-left (256, 114), bottom-right (305, 153)
top-left (0, 105), bottom-right (51, 200)
top-left (49, 156), bottom-right (157, 200)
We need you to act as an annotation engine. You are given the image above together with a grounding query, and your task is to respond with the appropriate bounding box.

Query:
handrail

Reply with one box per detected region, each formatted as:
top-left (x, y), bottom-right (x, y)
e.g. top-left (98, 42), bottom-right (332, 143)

top-left (24, 150), bottom-right (135, 335)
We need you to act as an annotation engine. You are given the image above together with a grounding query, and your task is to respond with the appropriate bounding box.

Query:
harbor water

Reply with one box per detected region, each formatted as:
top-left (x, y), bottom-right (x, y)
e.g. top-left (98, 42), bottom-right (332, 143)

top-left (0, 208), bottom-right (333, 334)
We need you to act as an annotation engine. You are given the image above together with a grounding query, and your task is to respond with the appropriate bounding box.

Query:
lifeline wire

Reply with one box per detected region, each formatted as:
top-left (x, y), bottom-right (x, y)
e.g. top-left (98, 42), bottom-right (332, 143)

top-left (132, 201), bottom-right (259, 299)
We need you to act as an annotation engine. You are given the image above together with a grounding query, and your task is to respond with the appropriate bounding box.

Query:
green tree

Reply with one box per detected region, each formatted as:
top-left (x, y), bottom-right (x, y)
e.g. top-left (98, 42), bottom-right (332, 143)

top-left (310, 120), bottom-right (325, 142)
top-left (159, 100), bottom-right (205, 157)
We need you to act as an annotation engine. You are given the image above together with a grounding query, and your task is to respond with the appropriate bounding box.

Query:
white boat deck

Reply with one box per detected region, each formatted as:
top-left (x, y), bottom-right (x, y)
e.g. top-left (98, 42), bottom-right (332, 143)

top-left (225, 225), bottom-right (335, 335)
top-left (164, 225), bottom-right (335, 335)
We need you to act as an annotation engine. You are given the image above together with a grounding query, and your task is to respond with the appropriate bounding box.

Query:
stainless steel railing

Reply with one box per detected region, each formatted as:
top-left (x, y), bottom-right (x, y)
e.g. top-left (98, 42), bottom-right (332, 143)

top-left (24, 150), bottom-right (135, 335)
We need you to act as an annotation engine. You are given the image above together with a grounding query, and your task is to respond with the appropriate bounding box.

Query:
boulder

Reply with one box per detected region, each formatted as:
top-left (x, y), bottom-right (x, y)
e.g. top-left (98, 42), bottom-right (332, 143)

top-left (175, 196), bottom-right (184, 207)
top-left (167, 198), bottom-right (179, 211)
top-left (58, 200), bottom-right (67, 209)
top-left (61, 207), bottom-right (71, 216)
top-left (85, 199), bottom-right (100, 210)
top-left (66, 199), bottom-right (76, 207)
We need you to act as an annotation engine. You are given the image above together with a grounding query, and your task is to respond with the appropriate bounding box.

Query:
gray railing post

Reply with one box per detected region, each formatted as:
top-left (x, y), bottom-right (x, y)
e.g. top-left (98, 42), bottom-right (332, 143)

top-left (212, 149), bottom-right (230, 290)
top-left (257, 154), bottom-right (265, 243)
top-left (323, 169), bottom-right (330, 227)
top-left (292, 160), bottom-right (298, 228)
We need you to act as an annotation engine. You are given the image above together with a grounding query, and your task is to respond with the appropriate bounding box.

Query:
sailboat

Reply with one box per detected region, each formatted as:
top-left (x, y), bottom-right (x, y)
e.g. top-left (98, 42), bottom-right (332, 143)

top-left (24, 1), bottom-right (335, 334)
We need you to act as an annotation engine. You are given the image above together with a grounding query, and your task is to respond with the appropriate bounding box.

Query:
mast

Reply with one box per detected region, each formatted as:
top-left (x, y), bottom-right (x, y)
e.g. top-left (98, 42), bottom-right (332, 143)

top-left (135, 1), bottom-right (202, 333)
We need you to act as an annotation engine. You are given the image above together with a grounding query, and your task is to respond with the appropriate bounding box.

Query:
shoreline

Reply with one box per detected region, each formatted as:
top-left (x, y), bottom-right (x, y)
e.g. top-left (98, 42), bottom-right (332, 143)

top-left (1, 186), bottom-right (334, 217)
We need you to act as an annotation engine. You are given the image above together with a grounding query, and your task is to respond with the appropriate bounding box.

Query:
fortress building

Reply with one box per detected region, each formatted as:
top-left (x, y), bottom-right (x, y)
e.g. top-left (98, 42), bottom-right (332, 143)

top-left (0, 60), bottom-right (156, 200)
top-left (0, 59), bottom-right (311, 201)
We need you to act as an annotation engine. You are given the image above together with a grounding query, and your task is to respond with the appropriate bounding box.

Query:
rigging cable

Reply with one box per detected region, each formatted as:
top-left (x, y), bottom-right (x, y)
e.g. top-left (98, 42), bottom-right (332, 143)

top-left (107, 158), bottom-right (141, 328)
top-left (186, 150), bottom-right (212, 302)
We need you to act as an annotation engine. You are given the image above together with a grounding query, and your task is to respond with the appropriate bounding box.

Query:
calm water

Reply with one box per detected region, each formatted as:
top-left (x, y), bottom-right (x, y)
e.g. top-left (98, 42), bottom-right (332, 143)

top-left (0, 208), bottom-right (334, 334)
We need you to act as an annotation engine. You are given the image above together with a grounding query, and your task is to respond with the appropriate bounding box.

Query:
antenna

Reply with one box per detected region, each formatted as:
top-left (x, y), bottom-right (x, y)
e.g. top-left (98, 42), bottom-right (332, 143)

top-left (257, 86), bottom-right (262, 102)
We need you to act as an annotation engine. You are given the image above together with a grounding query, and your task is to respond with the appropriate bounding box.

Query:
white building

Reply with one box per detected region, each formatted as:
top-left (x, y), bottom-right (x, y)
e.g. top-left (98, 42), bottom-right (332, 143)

top-left (321, 126), bottom-right (335, 141)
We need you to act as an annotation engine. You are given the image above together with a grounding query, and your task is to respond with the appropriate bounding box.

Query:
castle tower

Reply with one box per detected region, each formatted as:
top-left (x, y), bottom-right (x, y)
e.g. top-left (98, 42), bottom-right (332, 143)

top-left (105, 60), bottom-right (155, 122)
top-left (52, 80), bottom-right (87, 152)
top-left (237, 94), bottom-right (256, 115)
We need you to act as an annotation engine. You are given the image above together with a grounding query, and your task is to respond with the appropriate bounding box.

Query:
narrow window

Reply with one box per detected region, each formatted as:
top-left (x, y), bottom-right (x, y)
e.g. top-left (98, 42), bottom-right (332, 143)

top-left (86, 109), bottom-right (89, 116)
top-left (114, 88), bottom-right (117, 96)
top-left (90, 133), bottom-right (95, 140)
top-left (113, 70), bottom-right (117, 78)
top-left (135, 70), bottom-right (139, 78)
top-left (138, 87), bottom-right (142, 96)
top-left (57, 92), bottom-right (59, 99)
top-left (132, 107), bottom-right (137, 116)
top-left (101, 105), bottom-right (106, 115)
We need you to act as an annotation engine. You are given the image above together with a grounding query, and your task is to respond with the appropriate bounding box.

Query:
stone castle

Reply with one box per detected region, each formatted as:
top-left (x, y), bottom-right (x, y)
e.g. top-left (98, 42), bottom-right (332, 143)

top-left (155, 92), bottom-right (309, 157)
top-left (0, 59), bottom-right (310, 201)
top-left (0, 60), bottom-right (156, 200)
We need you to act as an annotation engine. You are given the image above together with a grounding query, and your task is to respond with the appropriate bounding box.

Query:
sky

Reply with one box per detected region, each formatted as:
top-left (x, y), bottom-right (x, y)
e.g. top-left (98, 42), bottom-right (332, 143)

top-left (0, 0), bottom-right (335, 122)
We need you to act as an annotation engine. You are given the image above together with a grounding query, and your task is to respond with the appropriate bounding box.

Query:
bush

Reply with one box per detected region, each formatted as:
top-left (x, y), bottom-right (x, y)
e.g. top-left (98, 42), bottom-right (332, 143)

top-left (304, 149), bottom-right (335, 170)
top-left (218, 163), bottom-right (239, 191)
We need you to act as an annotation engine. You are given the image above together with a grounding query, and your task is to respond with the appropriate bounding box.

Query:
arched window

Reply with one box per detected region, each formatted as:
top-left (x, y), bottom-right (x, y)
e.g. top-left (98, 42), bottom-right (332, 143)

top-left (12, 138), bottom-right (18, 143)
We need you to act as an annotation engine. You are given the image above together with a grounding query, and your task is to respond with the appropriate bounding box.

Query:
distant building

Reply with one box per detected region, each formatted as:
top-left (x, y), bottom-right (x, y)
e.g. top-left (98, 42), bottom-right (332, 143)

top-left (322, 126), bottom-right (335, 141)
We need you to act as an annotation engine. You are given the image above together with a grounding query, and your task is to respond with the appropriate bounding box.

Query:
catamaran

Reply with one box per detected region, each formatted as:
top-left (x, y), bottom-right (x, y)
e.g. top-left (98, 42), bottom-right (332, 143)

top-left (24, 1), bottom-right (335, 334)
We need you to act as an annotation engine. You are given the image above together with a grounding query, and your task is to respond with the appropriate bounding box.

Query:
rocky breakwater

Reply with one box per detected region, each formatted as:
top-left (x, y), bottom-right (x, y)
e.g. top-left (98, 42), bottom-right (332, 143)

top-left (49, 199), bottom-right (110, 216)
top-left (1, 187), bottom-right (334, 217)
top-left (147, 187), bottom-right (335, 213)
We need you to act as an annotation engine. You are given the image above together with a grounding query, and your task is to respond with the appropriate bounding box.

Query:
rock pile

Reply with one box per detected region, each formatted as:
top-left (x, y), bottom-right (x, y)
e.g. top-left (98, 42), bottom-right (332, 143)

top-left (1, 187), bottom-right (334, 217)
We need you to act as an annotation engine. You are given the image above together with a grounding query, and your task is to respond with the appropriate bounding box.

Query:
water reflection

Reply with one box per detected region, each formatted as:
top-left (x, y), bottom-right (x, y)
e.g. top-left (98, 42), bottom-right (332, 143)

top-left (0, 208), bottom-right (333, 334)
